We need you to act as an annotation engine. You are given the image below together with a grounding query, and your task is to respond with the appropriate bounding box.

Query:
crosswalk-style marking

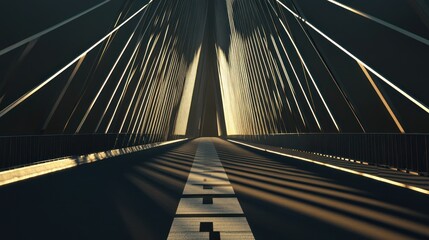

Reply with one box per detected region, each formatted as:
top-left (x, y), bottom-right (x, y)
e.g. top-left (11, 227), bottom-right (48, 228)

top-left (183, 184), bottom-right (235, 195)
top-left (168, 217), bottom-right (254, 240)
top-left (176, 198), bottom-right (244, 215)
top-left (167, 142), bottom-right (254, 240)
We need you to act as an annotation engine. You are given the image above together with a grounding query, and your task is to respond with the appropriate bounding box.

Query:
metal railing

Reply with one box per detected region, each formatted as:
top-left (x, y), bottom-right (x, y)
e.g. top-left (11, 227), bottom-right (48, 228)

top-left (229, 133), bottom-right (429, 175)
top-left (0, 133), bottom-right (184, 170)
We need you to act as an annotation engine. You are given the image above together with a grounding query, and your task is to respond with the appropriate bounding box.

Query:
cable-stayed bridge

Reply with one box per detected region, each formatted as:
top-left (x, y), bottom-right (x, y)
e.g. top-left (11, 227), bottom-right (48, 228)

top-left (1, 0), bottom-right (429, 239)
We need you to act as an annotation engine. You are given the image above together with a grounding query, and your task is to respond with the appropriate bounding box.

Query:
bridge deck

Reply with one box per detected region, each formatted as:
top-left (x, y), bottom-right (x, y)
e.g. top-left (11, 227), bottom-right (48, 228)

top-left (1, 138), bottom-right (429, 239)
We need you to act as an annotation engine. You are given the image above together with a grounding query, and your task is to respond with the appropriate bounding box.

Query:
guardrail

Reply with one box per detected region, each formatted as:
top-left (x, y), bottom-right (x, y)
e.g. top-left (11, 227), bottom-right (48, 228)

top-left (0, 133), bottom-right (185, 170)
top-left (229, 133), bottom-right (429, 175)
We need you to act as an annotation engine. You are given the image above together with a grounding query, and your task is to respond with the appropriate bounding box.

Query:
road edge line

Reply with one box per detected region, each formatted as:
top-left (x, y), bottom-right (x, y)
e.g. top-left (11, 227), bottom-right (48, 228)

top-left (228, 139), bottom-right (429, 195)
top-left (0, 138), bottom-right (188, 186)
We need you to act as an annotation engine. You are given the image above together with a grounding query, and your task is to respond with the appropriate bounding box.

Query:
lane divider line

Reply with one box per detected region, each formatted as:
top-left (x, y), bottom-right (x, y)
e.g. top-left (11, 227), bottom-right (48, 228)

top-left (0, 138), bottom-right (187, 187)
top-left (228, 139), bottom-right (429, 195)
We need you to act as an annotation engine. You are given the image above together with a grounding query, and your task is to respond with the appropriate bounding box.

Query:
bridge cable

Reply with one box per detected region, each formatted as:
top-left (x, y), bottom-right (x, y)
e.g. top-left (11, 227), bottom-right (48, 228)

top-left (0, 0), bottom-right (157, 119)
top-left (275, 0), bottom-right (429, 115)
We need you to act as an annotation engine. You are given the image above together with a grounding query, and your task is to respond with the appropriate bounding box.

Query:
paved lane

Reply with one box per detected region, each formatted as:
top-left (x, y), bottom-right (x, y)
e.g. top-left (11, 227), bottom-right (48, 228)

top-left (213, 138), bottom-right (429, 240)
top-left (0, 141), bottom-right (196, 239)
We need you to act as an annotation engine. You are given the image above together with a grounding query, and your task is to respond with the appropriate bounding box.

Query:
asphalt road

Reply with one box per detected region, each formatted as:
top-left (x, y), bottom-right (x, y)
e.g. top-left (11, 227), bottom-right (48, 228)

top-left (1, 138), bottom-right (429, 239)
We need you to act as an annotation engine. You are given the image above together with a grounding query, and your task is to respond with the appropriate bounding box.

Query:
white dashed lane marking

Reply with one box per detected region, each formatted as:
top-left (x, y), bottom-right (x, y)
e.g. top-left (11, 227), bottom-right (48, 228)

top-left (168, 141), bottom-right (254, 240)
